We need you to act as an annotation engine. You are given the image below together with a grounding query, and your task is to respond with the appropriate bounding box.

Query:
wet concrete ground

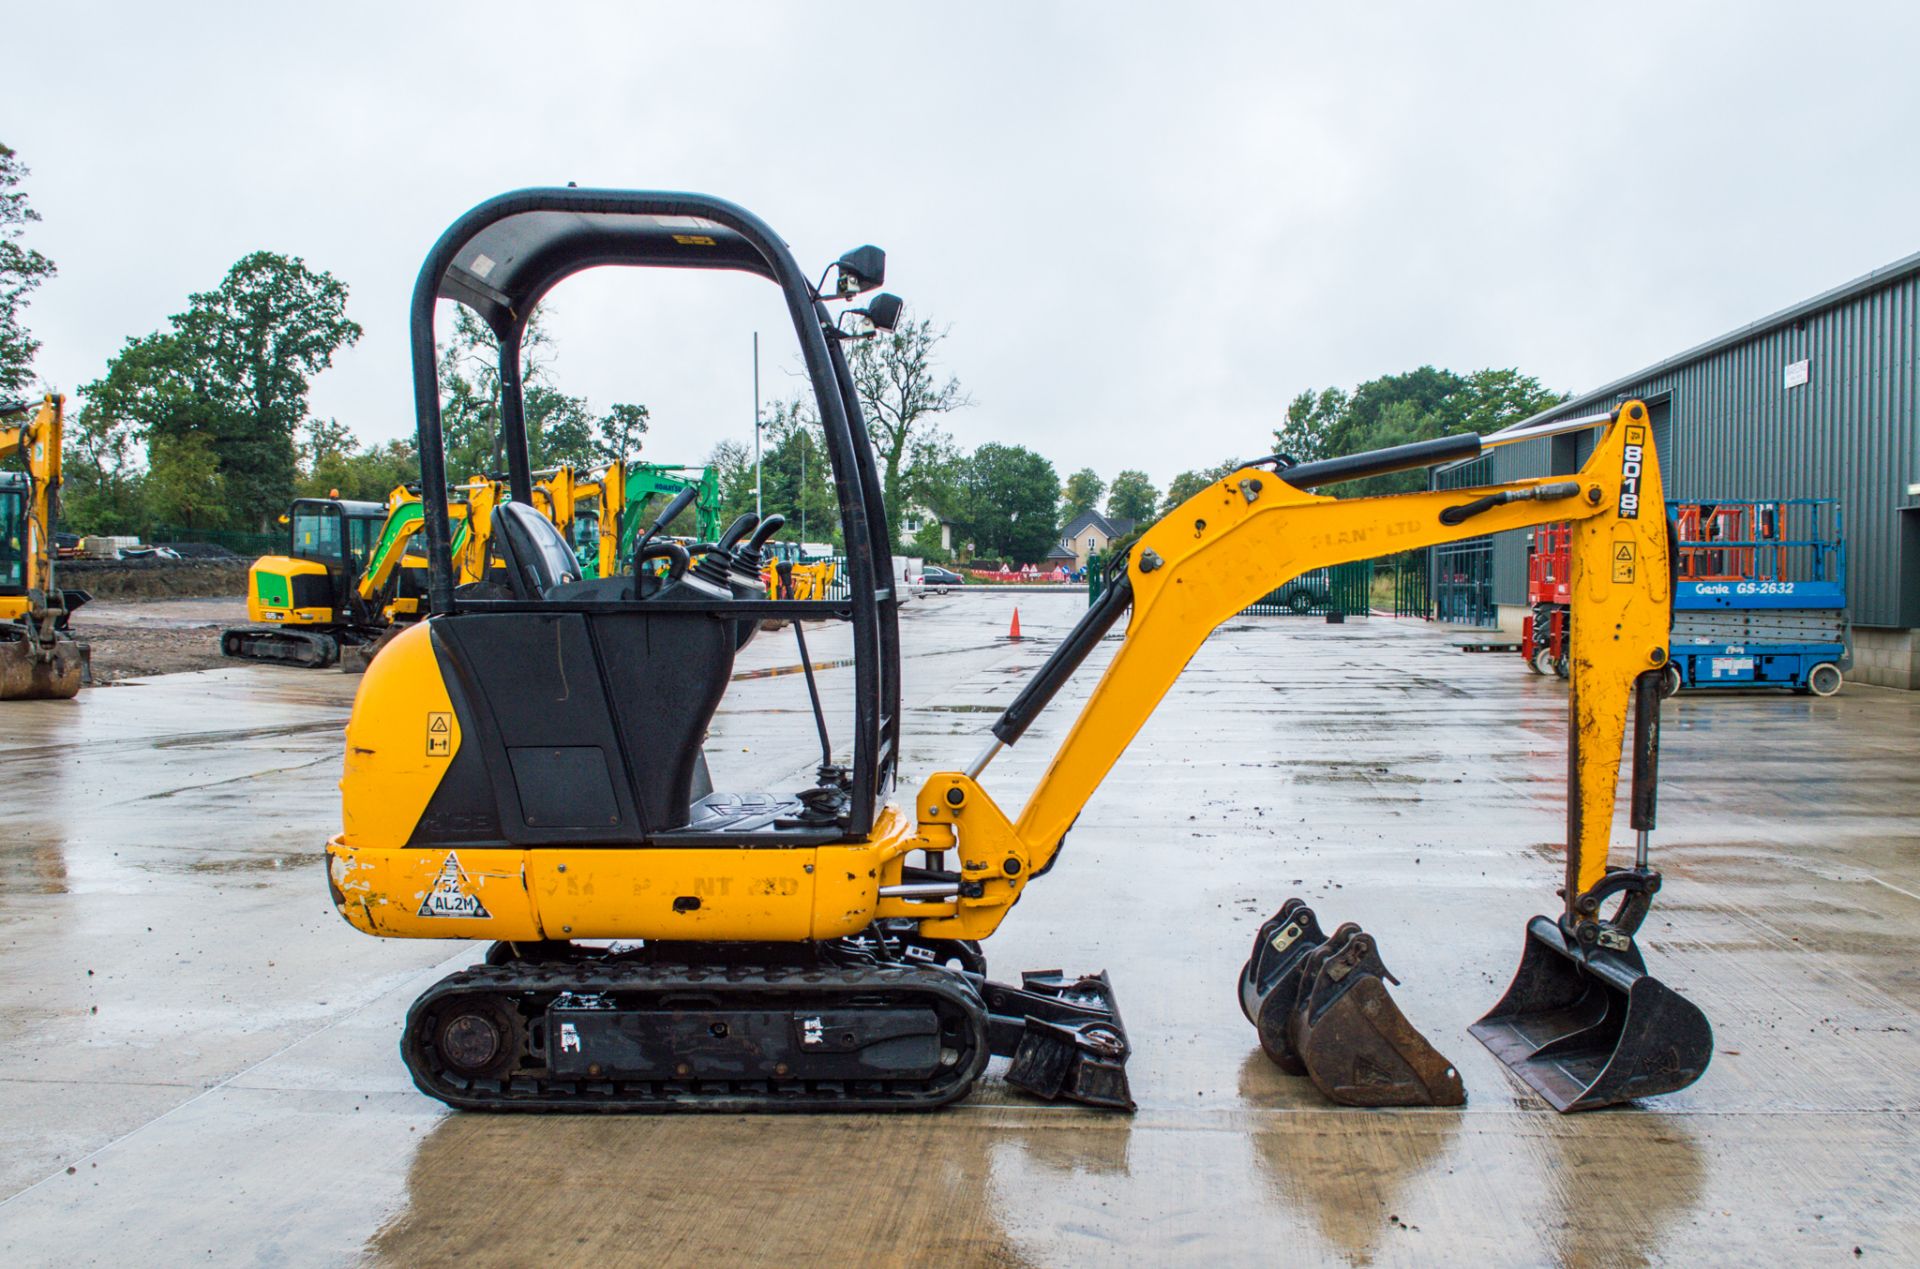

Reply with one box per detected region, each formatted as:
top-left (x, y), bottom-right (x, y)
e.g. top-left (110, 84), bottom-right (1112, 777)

top-left (2, 593), bottom-right (1916, 1265)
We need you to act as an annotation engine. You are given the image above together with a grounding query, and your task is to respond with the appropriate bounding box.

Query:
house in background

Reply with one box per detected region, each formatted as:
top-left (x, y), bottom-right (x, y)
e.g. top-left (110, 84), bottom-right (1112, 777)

top-left (1055, 509), bottom-right (1136, 572)
top-left (897, 503), bottom-right (960, 555)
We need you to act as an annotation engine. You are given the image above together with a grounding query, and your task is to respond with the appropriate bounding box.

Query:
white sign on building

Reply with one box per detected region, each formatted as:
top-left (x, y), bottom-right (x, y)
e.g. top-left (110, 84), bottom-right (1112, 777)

top-left (1783, 359), bottom-right (1811, 389)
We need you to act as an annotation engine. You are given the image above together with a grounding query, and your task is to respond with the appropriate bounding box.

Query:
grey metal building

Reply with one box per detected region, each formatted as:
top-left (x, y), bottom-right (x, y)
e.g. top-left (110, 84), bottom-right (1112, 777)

top-left (1435, 249), bottom-right (1920, 688)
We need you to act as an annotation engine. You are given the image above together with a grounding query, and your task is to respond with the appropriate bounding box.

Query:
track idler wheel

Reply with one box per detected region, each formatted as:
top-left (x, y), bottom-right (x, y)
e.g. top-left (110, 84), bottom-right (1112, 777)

top-left (1470, 913), bottom-right (1712, 1112)
top-left (1240, 900), bottom-right (1464, 1107)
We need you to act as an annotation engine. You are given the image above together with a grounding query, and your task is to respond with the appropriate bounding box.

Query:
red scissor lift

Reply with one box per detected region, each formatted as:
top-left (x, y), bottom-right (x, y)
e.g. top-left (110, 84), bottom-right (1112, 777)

top-left (1521, 524), bottom-right (1571, 676)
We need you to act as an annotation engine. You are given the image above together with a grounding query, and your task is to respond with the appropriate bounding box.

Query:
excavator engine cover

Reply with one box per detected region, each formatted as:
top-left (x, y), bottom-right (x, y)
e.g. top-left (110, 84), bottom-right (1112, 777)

top-left (1471, 914), bottom-right (1712, 1112)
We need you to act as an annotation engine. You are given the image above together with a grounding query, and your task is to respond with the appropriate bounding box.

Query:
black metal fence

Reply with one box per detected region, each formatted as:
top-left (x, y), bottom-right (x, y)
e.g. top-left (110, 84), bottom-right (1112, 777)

top-left (1432, 538), bottom-right (1497, 626)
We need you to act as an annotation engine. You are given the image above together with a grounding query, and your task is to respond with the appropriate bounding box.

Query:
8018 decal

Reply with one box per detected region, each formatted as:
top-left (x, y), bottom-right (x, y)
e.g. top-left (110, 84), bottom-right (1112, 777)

top-left (1617, 424), bottom-right (1647, 519)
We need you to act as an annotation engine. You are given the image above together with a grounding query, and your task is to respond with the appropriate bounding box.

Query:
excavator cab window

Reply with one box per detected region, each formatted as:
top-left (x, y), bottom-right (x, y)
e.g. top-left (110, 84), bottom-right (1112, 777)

top-left (0, 477), bottom-right (24, 592)
top-left (292, 504), bottom-right (344, 564)
top-left (345, 513), bottom-right (379, 575)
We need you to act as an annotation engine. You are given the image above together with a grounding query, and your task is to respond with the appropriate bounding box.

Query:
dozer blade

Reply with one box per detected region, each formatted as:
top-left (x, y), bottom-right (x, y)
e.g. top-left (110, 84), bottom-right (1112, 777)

top-left (1238, 898), bottom-right (1330, 1074)
top-left (988, 970), bottom-right (1135, 1111)
top-left (0, 635), bottom-right (83, 700)
top-left (1471, 915), bottom-right (1712, 1112)
top-left (1287, 924), bottom-right (1465, 1107)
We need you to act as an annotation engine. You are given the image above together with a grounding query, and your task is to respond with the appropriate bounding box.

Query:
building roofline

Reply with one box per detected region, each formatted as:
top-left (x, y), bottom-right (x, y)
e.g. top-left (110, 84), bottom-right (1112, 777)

top-left (1436, 244), bottom-right (1920, 475)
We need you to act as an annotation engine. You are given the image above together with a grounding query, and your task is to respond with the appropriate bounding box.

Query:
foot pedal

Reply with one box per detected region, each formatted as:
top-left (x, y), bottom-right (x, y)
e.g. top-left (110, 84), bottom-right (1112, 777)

top-left (988, 970), bottom-right (1135, 1111)
top-left (1471, 914), bottom-right (1712, 1112)
top-left (1238, 898), bottom-right (1330, 1074)
top-left (1287, 924), bottom-right (1465, 1107)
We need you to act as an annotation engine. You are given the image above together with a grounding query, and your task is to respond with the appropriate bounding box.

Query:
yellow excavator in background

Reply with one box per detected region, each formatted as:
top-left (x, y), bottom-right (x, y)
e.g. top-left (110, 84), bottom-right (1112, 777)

top-left (325, 188), bottom-right (1710, 1117)
top-left (0, 394), bottom-right (88, 700)
top-left (223, 476), bottom-right (520, 669)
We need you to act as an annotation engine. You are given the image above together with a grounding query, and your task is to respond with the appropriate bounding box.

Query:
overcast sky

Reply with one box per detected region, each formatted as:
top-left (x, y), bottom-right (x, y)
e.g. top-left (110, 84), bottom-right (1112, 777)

top-left (13, 2), bottom-right (1920, 492)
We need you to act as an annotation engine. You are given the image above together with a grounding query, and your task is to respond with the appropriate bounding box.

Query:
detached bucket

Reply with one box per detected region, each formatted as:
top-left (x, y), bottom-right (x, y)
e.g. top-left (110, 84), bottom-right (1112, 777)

top-left (0, 635), bottom-right (83, 700)
top-left (1238, 898), bottom-right (1329, 1074)
top-left (1287, 925), bottom-right (1465, 1107)
top-left (1470, 915), bottom-right (1713, 1112)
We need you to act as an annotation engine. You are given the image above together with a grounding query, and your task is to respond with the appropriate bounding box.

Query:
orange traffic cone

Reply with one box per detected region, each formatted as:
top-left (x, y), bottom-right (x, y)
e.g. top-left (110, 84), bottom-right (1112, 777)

top-left (1008, 607), bottom-right (1022, 640)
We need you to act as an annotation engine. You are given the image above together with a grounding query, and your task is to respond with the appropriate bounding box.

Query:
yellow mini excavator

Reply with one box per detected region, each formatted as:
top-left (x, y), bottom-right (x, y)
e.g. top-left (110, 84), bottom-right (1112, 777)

top-left (0, 394), bottom-right (88, 700)
top-left (326, 188), bottom-right (1711, 1115)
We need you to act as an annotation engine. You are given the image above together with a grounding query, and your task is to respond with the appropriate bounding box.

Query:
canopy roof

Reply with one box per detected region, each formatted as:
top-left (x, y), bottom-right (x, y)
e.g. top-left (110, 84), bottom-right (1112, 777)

top-left (427, 191), bottom-right (782, 335)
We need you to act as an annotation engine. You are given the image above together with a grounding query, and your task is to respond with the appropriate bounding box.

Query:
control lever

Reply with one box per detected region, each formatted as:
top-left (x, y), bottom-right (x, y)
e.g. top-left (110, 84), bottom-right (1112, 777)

top-left (632, 485), bottom-right (700, 560)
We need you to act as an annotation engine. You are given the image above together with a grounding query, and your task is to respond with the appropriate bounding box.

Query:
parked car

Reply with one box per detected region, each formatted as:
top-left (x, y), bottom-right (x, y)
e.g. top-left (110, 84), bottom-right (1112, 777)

top-left (1270, 568), bottom-right (1331, 614)
top-left (919, 565), bottom-right (963, 595)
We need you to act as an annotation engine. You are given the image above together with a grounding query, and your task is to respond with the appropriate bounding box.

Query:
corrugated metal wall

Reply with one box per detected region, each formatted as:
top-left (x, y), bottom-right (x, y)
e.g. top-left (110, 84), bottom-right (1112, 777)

top-left (1438, 269), bottom-right (1920, 628)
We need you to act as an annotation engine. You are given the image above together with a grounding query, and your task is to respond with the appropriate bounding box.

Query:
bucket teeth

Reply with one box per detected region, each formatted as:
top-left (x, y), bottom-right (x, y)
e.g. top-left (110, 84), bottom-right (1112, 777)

top-left (1240, 902), bottom-right (1464, 1107)
top-left (1471, 914), bottom-right (1713, 1112)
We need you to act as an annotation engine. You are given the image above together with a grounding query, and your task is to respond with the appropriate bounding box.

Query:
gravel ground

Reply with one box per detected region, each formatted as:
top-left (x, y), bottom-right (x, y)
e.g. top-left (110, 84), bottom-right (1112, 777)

top-left (69, 597), bottom-right (246, 683)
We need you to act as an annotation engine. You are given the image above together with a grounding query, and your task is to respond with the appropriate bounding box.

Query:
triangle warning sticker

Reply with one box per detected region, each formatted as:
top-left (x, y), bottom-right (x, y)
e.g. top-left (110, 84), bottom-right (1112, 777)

top-left (418, 852), bottom-right (491, 919)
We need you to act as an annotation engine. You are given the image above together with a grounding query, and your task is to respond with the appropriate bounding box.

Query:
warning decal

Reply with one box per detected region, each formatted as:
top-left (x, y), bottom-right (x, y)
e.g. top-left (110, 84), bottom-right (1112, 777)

top-left (418, 852), bottom-right (490, 919)
top-left (427, 711), bottom-right (452, 757)
top-left (1612, 542), bottom-right (1636, 584)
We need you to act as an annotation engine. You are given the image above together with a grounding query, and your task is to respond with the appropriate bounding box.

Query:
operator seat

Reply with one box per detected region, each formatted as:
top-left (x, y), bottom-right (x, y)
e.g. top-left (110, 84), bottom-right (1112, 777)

top-left (490, 501), bottom-right (582, 599)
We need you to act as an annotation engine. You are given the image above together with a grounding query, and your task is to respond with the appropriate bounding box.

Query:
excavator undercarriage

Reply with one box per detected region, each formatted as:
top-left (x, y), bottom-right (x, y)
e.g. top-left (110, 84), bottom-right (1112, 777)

top-left (327, 187), bottom-right (1711, 1118)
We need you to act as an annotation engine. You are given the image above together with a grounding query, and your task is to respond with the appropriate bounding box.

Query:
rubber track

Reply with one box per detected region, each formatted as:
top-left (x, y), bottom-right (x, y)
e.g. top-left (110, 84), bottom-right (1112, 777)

top-left (402, 958), bottom-right (993, 1113)
top-left (221, 627), bottom-right (339, 668)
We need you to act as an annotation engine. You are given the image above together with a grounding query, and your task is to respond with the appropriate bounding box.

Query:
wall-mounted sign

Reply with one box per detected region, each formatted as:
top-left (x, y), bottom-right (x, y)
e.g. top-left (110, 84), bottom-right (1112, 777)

top-left (1784, 358), bottom-right (1811, 389)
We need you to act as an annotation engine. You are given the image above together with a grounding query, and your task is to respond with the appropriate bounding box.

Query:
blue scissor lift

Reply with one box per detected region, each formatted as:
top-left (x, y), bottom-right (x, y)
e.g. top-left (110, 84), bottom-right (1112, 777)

top-left (1666, 498), bottom-right (1849, 696)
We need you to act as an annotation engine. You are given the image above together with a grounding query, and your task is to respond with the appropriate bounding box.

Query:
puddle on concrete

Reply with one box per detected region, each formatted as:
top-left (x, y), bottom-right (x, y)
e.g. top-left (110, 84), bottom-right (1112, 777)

top-left (139, 853), bottom-right (309, 878)
top-left (152, 721), bottom-right (343, 750)
top-left (0, 843), bottom-right (69, 895)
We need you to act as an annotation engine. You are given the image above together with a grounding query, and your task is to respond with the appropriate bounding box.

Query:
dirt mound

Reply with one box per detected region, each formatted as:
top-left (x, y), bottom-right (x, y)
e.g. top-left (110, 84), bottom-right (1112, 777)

top-left (60, 557), bottom-right (249, 601)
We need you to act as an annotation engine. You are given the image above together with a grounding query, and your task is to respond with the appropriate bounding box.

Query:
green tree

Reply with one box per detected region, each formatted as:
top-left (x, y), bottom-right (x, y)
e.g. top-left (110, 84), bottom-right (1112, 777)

top-left (955, 443), bottom-right (1059, 564)
top-left (81, 252), bottom-right (362, 528)
top-left (709, 438), bottom-right (757, 525)
top-left (1275, 388), bottom-right (1346, 464)
top-left (295, 417), bottom-right (418, 502)
top-left (0, 143), bottom-right (56, 392)
top-left (757, 397), bottom-right (837, 546)
top-left (1160, 458), bottom-right (1243, 516)
top-left (144, 434), bottom-right (228, 529)
top-left (438, 307), bottom-right (597, 473)
top-left (596, 402), bottom-right (650, 462)
top-left (1274, 366), bottom-right (1562, 497)
top-left (1106, 469), bottom-right (1159, 524)
top-left (1061, 467), bottom-right (1104, 522)
top-left (846, 314), bottom-right (970, 527)
top-left (63, 394), bottom-right (149, 533)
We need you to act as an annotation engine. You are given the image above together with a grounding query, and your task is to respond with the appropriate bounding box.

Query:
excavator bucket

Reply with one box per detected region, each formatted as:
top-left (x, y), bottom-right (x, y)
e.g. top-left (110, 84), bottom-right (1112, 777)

top-left (1470, 915), bottom-right (1712, 1112)
top-left (1238, 898), bottom-right (1329, 1074)
top-left (1286, 924), bottom-right (1465, 1107)
top-left (1240, 902), bottom-right (1463, 1106)
top-left (0, 632), bottom-right (83, 700)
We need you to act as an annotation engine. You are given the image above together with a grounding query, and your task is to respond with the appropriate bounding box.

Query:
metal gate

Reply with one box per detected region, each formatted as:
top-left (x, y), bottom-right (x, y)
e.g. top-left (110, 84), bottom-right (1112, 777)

top-left (1432, 538), bottom-right (1496, 626)
top-left (1244, 562), bottom-right (1372, 616)
top-left (1390, 550), bottom-right (1431, 618)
